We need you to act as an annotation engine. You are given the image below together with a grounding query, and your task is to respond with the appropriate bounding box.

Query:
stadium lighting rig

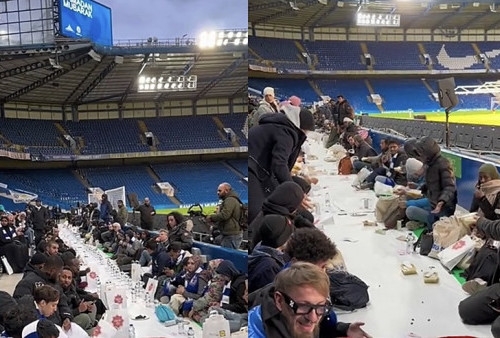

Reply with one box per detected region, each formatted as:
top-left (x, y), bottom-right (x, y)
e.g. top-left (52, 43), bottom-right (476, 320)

top-left (198, 30), bottom-right (248, 49)
top-left (356, 12), bottom-right (401, 27)
top-left (137, 75), bottom-right (197, 93)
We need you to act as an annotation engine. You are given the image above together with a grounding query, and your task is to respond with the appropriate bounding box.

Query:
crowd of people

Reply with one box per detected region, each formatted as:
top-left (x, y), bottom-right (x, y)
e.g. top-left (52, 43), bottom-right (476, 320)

top-left (247, 85), bottom-right (500, 337)
top-left (0, 180), bottom-right (248, 336)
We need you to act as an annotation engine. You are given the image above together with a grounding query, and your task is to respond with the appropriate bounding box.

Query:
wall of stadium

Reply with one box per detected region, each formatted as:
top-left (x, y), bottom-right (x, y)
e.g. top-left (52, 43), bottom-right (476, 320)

top-left (3, 96), bottom-right (247, 120)
top-left (250, 23), bottom-right (500, 42)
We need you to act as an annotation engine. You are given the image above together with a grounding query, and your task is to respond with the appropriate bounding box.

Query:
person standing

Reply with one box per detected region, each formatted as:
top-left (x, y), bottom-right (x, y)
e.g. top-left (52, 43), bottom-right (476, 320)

top-left (116, 199), bottom-right (128, 226)
top-left (207, 183), bottom-right (243, 250)
top-left (99, 194), bottom-right (113, 224)
top-left (30, 199), bottom-right (50, 245)
top-left (250, 87), bottom-right (279, 128)
top-left (135, 197), bottom-right (156, 230)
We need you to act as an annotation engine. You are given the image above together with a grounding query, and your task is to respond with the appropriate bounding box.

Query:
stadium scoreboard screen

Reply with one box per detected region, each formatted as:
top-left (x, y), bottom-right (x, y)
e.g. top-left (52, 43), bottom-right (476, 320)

top-left (59, 0), bottom-right (113, 46)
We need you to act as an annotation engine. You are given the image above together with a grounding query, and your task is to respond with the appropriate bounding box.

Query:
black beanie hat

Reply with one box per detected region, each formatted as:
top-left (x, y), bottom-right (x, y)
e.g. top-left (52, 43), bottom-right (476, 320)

top-left (266, 181), bottom-right (304, 214)
top-left (292, 175), bottom-right (311, 194)
top-left (260, 214), bottom-right (295, 248)
top-left (31, 252), bottom-right (48, 266)
top-left (299, 108), bottom-right (315, 131)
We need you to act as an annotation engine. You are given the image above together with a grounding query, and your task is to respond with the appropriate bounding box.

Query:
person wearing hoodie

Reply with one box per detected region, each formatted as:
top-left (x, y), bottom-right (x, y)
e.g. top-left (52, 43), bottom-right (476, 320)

top-left (470, 163), bottom-right (500, 220)
top-left (250, 87), bottom-right (279, 127)
top-left (206, 183), bottom-right (243, 250)
top-left (406, 136), bottom-right (457, 230)
top-left (351, 135), bottom-right (377, 173)
top-left (248, 105), bottom-right (315, 224)
top-left (249, 181), bottom-right (304, 251)
top-left (248, 262), bottom-right (371, 338)
top-left (291, 176), bottom-right (315, 229)
top-left (23, 252), bottom-right (47, 277)
top-left (248, 215), bottom-right (295, 293)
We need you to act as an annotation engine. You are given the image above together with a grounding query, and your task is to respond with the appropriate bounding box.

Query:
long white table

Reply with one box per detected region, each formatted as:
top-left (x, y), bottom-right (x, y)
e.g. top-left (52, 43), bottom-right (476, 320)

top-left (59, 227), bottom-right (203, 338)
top-left (304, 137), bottom-right (492, 337)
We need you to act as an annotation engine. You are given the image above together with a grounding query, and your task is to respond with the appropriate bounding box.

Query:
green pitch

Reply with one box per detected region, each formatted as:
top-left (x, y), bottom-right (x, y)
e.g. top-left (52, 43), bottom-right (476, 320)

top-left (371, 110), bottom-right (500, 126)
top-left (156, 205), bottom-right (218, 215)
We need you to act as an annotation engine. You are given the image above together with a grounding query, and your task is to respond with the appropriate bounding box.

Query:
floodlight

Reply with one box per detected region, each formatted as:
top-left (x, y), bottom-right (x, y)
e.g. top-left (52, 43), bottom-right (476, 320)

top-left (168, 76), bottom-right (174, 82)
top-left (208, 31), bottom-right (216, 47)
top-left (139, 84), bottom-right (144, 90)
top-left (151, 77), bottom-right (156, 83)
top-left (218, 32), bottom-right (225, 38)
top-left (223, 39), bottom-right (228, 45)
top-left (139, 76), bottom-right (146, 84)
top-left (228, 32), bottom-right (234, 39)
top-left (243, 38), bottom-right (248, 45)
top-left (188, 75), bottom-right (196, 82)
top-left (199, 31), bottom-right (208, 48)
top-left (158, 77), bottom-right (163, 83)
top-left (217, 39), bottom-right (223, 46)
top-left (145, 77), bottom-right (151, 84)
top-left (236, 32), bottom-right (242, 38)
top-left (234, 38), bottom-right (240, 45)
top-left (171, 83), bottom-right (177, 89)
top-left (188, 83), bottom-right (196, 89)
top-left (178, 83), bottom-right (184, 89)
top-left (164, 83), bottom-right (170, 89)
top-left (157, 84), bottom-right (162, 89)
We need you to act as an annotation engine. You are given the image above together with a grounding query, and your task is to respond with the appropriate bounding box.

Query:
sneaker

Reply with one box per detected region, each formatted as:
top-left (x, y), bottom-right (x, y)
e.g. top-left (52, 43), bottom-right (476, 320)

top-left (406, 221), bottom-right (425, 231)
top-left (462, 278), bottom-right (487, 295)
top-left (359, 182), bottom-right (374, 190)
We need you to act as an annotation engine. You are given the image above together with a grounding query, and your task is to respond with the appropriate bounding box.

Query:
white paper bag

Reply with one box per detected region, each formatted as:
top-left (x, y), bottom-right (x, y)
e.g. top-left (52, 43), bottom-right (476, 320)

top-left (438, 235), bottom-right (475, 271)
top-left (231, 327), bottom-right (248, 338)
top-left (203, 311), bottom-right (231, 338)
top-left (1, 255), bottom-right (14, 275)
top-left (145, 278), bottom-right (158, 301)
top-left (91, 319), bottom-right (117, 338)
top-left (131, 262), bottom-right (141, 282)
top-left (105, 287), bottom-right (128, 310)
top-left (106, 309), bottom-right (129, 338)
top-left (374, 181), bottom-right (393, 196)
top-left (86, 270), bottom-right (99, 291)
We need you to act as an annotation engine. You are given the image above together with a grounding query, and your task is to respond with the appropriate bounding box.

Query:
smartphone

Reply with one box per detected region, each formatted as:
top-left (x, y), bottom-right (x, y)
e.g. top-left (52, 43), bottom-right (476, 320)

top-left (489, 298), bottom-right (500, 311)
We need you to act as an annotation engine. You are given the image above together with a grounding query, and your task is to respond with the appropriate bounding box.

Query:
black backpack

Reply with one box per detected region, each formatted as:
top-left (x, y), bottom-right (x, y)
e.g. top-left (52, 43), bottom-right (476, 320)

top-left (464, 242), bottom-right (499, 286)
top-left (328, 271), bottom-right (369, 311)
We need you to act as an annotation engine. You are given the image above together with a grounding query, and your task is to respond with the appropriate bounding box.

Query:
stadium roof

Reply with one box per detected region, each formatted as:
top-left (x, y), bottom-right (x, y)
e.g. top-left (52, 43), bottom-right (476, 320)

top-left (0, 39), bottom-right (248, 105)
top-left (249, 0), bottom-right (500, 31)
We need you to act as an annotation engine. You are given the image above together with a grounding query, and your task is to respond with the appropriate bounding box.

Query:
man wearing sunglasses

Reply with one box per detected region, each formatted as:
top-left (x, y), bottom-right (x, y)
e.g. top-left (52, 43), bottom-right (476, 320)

top-left (248, 262), bottom-right (371, 338)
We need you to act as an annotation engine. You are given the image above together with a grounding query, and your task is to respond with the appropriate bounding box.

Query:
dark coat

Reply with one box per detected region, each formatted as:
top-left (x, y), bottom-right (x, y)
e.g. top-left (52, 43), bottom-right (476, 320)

top-left (222, 274), bottom-right (248, 314)
top-left (383, 150), bottom-right (409, 186)
top-left (248, 244), bottom-right (286, 293)
top-left (248, 113), bottom-right (306, 185)
top-left (248, 284), bottom-right (350, 338)
top-left (416, 137), bottom-right (457, 210)
top-left (355, 141), bottom-right (377, 159)
top-left (135, 204), bottom-right (156, 230)
top-left (13, 269), bottom-right (73, 325)
top-left (30, 206), bottom-right (50, 231)
top-left (335, 100), bottom-right (354, 126)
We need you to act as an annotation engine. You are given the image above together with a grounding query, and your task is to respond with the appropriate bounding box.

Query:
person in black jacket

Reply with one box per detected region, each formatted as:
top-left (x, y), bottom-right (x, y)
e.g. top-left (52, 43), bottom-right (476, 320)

top-left (135, 197), bottom-right (156, 230)
top-left (459, 217), bottom-right (500, 337)
top-left (406, 136), bottom-right (457, 230)
top-left (99, 194), bottom-right (113, 224)
top-left (29, 199), bottom-right (50, 245)
top-left (351, 135), bottom-right (377, 173)
top-left (248, 262), bottom-right (370, 338)
top-left (470, 163), bottom-right (500, 220)
top-left (13, 255), bottom-right (73, 327)
top-left (248, 107), bottom-right (315, 224)
top-left (166, 212), bottom-right (194, 251)
top-left (249, 181), bottom-right (304, 251)
top-left (215, 260), bottom-right (247, 315)
top-left (0, 214), bottom-right (29, 273)
top-left (248, 215), bottom-right (294, 293)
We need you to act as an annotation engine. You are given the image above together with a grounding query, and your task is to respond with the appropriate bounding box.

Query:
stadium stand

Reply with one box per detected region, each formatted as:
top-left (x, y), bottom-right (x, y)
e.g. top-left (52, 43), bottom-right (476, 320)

top-left (367, 42), bottom-right (426, 70)
top-left (249, 78), bottom-right (318, 104)
top-left (151, 162), bottom-right (248, 205)
top-left (370, 79), bottom-right (436, 112)
top-left (227, 159), bottom-right (248, 177)
top-left (316, 79), bottom-right (374, 113)
top-left (302, 41), bottom-right (366, 70)
top-left (217, 113), bottom-right (248, 146)
top-left (249, 37), bottom-right (309, 70)
top-left (423, 42), bottom-right (483, 70)
top-left (477, 42), bottom-right (500, 69)
top-left (0, 119), bottom-right (62, 147)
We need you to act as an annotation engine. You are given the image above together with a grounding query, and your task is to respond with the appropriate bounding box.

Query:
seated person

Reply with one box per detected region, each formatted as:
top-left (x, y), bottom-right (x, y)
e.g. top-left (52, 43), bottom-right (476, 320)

top-left (15, 211), bottom-right (35, 247)
top-left (44, 240), bottom-right (60, 258)
top-left (470, 163), bottom-right (500, 220)
top-left (363, 139), bottom-right (408, 189)
top-left (1, 305), bottom-right (38, 338)
top-left (0, 214), bottom-right (29, 273)
top-left (290, 176), bottom-right (315, 228)
top-left (113, 230), bottom-right (143, 266)
top-left (406, 136), bottom-right (457, 230)
top-left (351, 135), bottom-right (377, 173)
top-left (360, 138), bottom-right (389, 170)
top-left (166, 256), bottom-right (210, 315)
top-left (248, 215), bottom-right (294, 293)
top-left (248, 262), bottom-right (371, 338)
top-left (59, 267), bottom-right (97, 334)
top-left (163, 242), bottom-right (192, 278)
top-left (166, 212), bottom-right (194, 251)
top-left (24, 252), bottom-right (48, 277)
top-left (101, 223), bottom-right (121, 252)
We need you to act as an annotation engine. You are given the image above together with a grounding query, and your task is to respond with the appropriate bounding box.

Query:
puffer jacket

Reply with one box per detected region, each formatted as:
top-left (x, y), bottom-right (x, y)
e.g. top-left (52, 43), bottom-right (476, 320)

top-left (210, 191), bottom-right (242, 236)
top-left (251, 100), bottom-right (279, 127)
top-left (416, 136), bottom-right (457, 210)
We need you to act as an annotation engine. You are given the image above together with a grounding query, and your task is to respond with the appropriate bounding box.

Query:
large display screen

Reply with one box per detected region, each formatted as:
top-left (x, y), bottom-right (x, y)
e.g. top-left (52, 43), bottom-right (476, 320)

top-left (59, 0), bottom-right (113, 46)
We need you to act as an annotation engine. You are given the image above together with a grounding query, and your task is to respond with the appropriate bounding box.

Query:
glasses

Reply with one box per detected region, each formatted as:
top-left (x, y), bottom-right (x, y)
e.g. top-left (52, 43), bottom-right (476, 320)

top-left (278, 291), bottom-right (331, 316)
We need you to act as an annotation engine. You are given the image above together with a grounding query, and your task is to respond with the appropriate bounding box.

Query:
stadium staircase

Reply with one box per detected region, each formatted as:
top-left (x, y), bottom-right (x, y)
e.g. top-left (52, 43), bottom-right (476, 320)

top-left (308, 80), bottom-right (324, 99)
top-left (137, 120), bottom-right (157, 152)
top-left (417, 43), bottom-right (433, 71)
top-left (364, 79), bottom-right (384, 112)
top-left (472, 43), bottom-right (490, 71)
top-left (53, 122), bottom-right (75, 154)
top-left (213, 116), bottom-right (239, 147)
top-left (147, 166), bottom-right (180, 206)
top-left (293, 41), bottom-right (313, 70)
top-left (223, 161), bottom-right (246, 180)
top-left (249, 47), bottom-right (264, 63)
top-left (360, 42), bottom-right (373, 70)
top-left (72, 170), bottom-right (90, 190)
top-left (0, 133), bottom-right (12, 147)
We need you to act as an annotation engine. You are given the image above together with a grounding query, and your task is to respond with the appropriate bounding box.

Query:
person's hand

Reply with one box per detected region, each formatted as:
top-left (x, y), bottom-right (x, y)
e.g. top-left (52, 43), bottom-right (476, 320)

top-left (347, 322), bottom-right (372, 338)
top-left (206, 215), bottom-right (211, 222)
top-left (310, 176), bottom-right (319, 185)
top-left (62, 318), bottom-right (71, 331)
top-left (187, 309), bottom-right (194, 319)
top-left (407, 182), bottom-right (417, 189)
top-left (176, 286), bottom-right (185, 295)
top-left (474, 189), bottom-right (485, 199)
top-left (361, 157), bottom-right (368, 162)
top-left (90, 292), bottom-right (99, 299)
top-left (301, 195), bottom-right (313, 211)
top-left (85, 267), bottom-right (91, 274)
top-left (78, 300), bottom-right (88, 313)
top-left (86, 302), bottom-right (95, 312)
top-left (164, 268), bottom-right (174, 277)
top-left (431, 201), bottom-right (444, 214)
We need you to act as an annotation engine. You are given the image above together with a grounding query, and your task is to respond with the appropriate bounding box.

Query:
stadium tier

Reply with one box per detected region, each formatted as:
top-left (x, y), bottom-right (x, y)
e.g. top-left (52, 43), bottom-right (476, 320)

top-left (315, 79), bottom-right (374, 112)
top-left (370, 79), bottom-right (436, 112)
top-left (249, 78), bottom-right (318, 104)
top-left (250, 38), bottom-right (500, 71)
top-left (0, 114), bottom-right (246, 156)
top-left (0, 159), bottom-right (248, 211)
top-left (151, 161), bottom-right (248, 205)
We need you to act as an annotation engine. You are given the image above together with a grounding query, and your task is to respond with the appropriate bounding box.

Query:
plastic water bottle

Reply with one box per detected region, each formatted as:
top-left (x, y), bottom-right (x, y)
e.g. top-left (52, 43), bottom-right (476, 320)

top-left (128, 324), bottom-right (136, 338)
top-left (325, 192), bottom-right (331, 210)
top-left (187, 326), bottom-right (195, 337)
